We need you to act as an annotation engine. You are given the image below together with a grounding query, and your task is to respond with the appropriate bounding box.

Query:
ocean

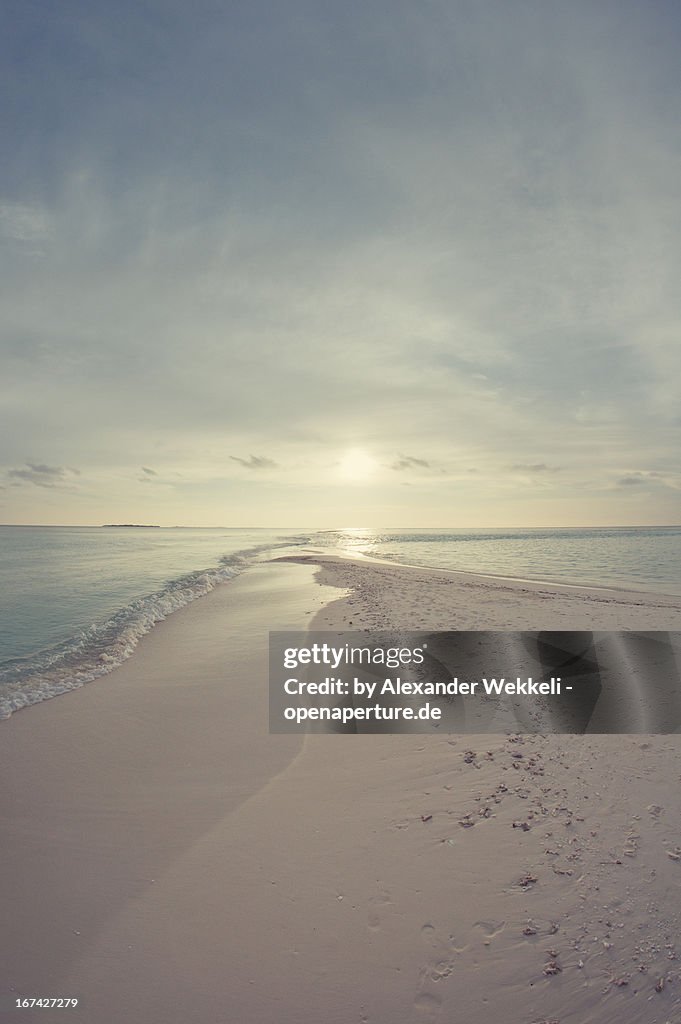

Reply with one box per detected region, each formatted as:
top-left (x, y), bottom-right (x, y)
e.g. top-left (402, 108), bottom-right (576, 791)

top-left (0, 524), bottom-right (679, 718)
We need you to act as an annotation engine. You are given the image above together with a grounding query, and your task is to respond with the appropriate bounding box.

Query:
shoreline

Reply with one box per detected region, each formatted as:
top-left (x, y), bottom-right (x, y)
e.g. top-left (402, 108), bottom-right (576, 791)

top-left (336, 546), bottom-right (681, 599)
top-left (2, 543), bottom-right (680, 722)
top-left (284, 551), bottom-right (681, 633)
top-left (1, 557), bottom-right (680, 1023)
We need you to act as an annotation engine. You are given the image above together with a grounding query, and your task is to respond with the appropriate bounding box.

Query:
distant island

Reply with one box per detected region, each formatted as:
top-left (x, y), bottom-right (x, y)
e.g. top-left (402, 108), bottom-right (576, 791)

top-left (102, 524), bottom-right (161, 528)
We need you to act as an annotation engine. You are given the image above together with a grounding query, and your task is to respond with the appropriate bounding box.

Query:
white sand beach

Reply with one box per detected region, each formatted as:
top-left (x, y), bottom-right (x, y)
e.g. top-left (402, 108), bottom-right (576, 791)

top-left (1, 554), bottom-right (681, 1024)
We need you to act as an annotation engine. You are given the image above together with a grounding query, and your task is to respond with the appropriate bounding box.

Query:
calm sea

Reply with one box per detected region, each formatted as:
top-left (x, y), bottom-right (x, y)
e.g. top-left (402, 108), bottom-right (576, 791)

top-left (0, 525), bottom-right (679, 718)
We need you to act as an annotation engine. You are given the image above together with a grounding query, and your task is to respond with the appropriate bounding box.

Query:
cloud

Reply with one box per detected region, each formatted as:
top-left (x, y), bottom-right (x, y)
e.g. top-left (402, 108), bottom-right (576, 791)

top-left (618, 475), bottom-right (646, 486)
top-left (229, 455), bottom-right (278, 470)
top-left (616, 470), bottom-right (679, 489)
top-left (7, 463), bottom-right (79, 487)
top-left (0, 201), bottom-right (52, 243)
top-left (391, 454), bottom-right (430, 471)
top-left (141, 466), bottom-right (157, 475)
top-left (511, 464), bottom-right (562, 473)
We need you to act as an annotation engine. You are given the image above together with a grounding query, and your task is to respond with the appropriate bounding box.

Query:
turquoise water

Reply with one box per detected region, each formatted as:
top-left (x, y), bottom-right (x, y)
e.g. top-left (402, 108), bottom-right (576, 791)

top-left (0, 524), bottom-right (679, 717)
top-left (0, 527), bottom-right (306, 717)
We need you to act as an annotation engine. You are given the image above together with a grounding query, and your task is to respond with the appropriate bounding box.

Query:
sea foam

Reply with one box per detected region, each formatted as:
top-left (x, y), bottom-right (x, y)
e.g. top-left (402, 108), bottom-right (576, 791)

top-left (0, 542), bottom-right (288, 719)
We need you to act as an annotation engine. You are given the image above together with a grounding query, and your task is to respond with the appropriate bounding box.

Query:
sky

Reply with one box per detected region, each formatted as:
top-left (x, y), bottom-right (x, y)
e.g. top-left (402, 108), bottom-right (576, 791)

top-left (1, 0), bottom-right (680, 527)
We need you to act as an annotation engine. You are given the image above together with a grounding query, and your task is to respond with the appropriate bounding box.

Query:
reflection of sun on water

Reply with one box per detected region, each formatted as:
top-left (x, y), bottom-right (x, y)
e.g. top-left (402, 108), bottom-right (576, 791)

top-left (338, 449), bottom-right (377, 481)
top-left (336, 526), bottom-right (377, 554)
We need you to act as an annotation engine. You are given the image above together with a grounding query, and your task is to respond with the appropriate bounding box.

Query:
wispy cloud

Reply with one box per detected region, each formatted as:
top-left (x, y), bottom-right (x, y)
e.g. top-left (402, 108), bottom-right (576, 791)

top-left (230, 455), bottom-right (278, 470)
top-left (7, 463), bottom-right (79, 488)
top-left (618, 475), bottom-right (646, 486)
top-left (617, 470), bottom-right (680, 489)
top-left (0, 202), bottom-right (52, 243)
top-left (391, 454), bottom-right (430, 471)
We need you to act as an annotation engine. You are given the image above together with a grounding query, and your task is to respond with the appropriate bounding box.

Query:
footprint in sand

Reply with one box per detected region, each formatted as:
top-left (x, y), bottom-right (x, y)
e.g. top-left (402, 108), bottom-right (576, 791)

top-left (418, 922), bottom-right (469, 983)
top-left (420, 923), bottom-right (440, 949)
top-left (413, 991), bottom-right (443, 1020)
top-left (472, 919), bottom-right (507, 942)
top-left (367, 890), bottom-right (392, 931)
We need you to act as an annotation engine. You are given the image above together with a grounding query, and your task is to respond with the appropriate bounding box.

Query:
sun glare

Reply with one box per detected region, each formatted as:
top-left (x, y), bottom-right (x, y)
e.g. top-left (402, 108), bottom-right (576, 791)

top-left (338, 449), bottom-right (377, 482)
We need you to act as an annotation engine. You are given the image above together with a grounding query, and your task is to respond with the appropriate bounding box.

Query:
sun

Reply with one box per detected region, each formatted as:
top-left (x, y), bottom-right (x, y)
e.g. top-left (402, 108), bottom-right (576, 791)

top-left (337, 449), bottom-right (377, 482)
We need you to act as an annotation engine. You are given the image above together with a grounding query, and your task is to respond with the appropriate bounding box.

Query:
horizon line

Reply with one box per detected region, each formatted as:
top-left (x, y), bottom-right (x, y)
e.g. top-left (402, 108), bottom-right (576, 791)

top-left (1, 523), bottom-right (680, 530)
